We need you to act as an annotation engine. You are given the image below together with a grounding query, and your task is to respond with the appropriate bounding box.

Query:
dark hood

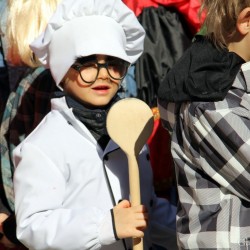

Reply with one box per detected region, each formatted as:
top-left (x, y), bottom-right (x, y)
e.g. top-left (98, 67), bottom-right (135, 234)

top-left (157, 35), bottom-right (245, 102)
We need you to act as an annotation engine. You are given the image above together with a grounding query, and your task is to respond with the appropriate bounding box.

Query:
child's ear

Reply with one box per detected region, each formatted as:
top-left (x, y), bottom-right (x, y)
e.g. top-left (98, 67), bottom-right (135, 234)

top-left (237, 7), bottom-right (250, 35)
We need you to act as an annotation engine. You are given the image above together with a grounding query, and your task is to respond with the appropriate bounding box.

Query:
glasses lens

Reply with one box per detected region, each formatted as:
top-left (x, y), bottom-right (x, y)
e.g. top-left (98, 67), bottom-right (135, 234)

top-left (72, 58), bottom-right (130, 83)
top-left (107, 60), bottom-right (129, 79)
top-left (79, 62), bottom-right (98, 83)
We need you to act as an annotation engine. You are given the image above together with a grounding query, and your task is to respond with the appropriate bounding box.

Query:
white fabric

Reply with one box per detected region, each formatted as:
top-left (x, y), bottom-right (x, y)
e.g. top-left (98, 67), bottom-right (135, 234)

top-left (13, 96), bottom-right (177, 250)
top-left (30, 0), bottom-right (145, 85)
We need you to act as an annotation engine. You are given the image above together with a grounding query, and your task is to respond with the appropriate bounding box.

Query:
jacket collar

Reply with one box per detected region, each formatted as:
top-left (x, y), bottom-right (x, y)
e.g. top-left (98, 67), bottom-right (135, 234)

top-left (158, 35), bottom-right (245, 102)
top-left (234, 61), bottom-right (250, 92)
top-left (50, 95), bottom-right (120, 154)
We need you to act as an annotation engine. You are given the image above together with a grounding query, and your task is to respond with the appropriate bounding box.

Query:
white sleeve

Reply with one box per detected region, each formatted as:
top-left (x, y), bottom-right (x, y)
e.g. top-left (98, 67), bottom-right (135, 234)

top-left (13, 143), bottom-right (116, 250)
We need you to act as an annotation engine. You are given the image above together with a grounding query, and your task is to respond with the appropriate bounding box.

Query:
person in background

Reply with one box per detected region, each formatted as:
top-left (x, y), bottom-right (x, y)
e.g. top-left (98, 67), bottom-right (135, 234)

top-left (0, 39), bottom-right (9, 119)
top-left (158, 0), bottom-right (250, 249)
top-left (0, 0), bottom-right (61, 248)
top-left (13, 0), bottom-right (177, 249)
top-left (0, 0), bottom-right (9, 118)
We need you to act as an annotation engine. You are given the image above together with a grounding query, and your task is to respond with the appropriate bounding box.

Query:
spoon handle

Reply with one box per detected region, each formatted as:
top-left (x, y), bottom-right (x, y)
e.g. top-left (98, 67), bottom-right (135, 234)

top-left (133, 237), bottom-right (143, 250)
top-left (127, 154), bottom-right (143, 250)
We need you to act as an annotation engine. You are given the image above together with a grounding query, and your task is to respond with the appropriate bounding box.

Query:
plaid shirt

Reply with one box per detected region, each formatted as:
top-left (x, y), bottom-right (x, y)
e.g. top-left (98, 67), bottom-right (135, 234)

top-left (158, 61), bottom-right (250, 249)
top-left (0, 67), bottom-right (58, 210)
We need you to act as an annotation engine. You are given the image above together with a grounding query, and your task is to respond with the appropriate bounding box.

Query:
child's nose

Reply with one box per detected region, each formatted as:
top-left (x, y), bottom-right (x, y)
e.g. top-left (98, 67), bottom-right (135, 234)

top-left (98, 66), bottom-right (109, 79)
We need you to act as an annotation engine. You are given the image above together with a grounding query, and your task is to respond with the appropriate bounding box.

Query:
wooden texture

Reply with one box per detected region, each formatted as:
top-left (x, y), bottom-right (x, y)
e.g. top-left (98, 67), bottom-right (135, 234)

top-left (107, 98), bottom-right (154, 250)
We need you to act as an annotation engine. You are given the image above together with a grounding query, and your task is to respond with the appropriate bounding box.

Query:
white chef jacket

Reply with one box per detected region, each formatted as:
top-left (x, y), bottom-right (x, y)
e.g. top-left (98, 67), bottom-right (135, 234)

top-left (13, 96), bottom-right (177, 250)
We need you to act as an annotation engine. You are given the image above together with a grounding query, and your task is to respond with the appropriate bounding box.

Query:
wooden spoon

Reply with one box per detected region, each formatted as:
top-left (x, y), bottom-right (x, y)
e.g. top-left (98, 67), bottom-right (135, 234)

top-left (106, 98), bottom-right (154, 250)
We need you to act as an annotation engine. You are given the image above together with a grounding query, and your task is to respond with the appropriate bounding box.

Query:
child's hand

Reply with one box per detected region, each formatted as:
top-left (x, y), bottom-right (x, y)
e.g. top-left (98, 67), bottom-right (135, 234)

top-left (113, 200), bottom-right (148, 239)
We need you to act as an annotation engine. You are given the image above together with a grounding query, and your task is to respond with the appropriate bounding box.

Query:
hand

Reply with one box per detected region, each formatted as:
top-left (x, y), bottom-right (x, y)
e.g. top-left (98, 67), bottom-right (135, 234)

top-left (113, 200), bottom-right (148, 239)
top-left (0, 213), bottom-right (17, 249)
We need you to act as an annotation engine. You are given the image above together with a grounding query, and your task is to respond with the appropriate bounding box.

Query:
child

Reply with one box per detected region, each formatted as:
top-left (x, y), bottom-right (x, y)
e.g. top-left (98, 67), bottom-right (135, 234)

top-left (13, 0), bottom-right (177, 249)
top-left (158, 0), bottom-right (250, 249)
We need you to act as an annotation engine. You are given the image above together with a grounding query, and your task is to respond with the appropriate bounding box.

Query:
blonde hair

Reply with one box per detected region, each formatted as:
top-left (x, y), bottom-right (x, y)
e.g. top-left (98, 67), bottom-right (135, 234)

top-left (200, 0), bottom-right (250, 48)
top-left (6, 0), bottom-right (62, 67)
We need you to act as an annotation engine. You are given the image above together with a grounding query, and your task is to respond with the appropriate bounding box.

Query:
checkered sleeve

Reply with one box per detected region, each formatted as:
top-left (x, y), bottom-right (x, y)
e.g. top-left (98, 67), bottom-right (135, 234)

top-left (189, 89), bottom-right (250, 202)
top-left (0, 67), bottom-right (58, 210)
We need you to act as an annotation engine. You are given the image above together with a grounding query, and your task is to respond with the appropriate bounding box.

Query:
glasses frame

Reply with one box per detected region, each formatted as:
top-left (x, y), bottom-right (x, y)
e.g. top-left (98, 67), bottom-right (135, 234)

top-left (71, 59), bottom-right (130, 84)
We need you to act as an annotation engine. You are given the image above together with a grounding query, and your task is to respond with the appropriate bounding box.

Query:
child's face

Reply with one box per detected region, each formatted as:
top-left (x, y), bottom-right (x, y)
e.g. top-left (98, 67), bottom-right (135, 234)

top-left (62, 55), bottom-right (129, 108)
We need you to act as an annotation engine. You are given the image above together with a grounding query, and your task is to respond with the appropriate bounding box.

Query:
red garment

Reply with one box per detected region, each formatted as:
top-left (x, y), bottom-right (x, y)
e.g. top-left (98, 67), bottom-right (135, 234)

top-left (123, 0), bottom-right (206, 34)
top-left (147, 108), bottom-right (174, 198)
top-left (123, 0), bottom-right (158, 16)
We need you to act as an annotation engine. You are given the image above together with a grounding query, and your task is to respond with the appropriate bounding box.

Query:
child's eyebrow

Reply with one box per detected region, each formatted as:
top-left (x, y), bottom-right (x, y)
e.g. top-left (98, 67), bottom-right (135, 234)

top-left (75, 55), bottom-right (96, 64)
top-left (75, 55), bottom-right (120, 64)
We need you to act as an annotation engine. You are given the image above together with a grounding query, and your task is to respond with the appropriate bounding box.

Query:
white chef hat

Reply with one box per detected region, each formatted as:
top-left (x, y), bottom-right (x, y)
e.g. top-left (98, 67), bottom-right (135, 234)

top-left (30, 0), bottom-right (145, 85)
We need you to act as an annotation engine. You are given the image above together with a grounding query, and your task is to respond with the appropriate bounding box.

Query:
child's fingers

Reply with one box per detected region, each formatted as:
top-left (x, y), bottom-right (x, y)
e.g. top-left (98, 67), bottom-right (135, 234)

top-left (135, 211), bottom-right (148, 220)
top-left (131, 204), bottom-right (147, 213)
top-left (113, 201), bottom-right (149, 239)
top-left (116, 199), bottom-right (131, 208)
top-left (133, 229), bottom-right (144, 238)
top-left (134, 217), bottom-right (147, 229)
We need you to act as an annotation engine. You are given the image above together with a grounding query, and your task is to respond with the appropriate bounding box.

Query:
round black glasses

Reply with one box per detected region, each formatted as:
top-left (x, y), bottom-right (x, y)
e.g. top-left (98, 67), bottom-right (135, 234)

top-left (71, 59), bottom-right (130, 84)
